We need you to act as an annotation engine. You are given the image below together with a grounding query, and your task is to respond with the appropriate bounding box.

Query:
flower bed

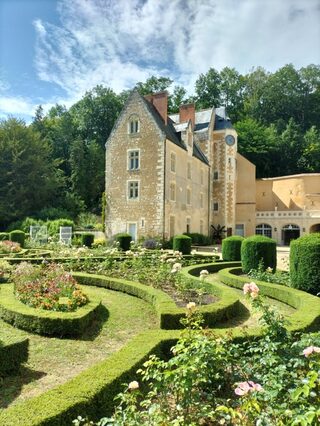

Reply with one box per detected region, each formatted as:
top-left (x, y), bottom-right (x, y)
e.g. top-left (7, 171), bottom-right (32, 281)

top-left (0, 240), bottom-right (21, 255)
top-left (13, 263), bottom-right (89, 312)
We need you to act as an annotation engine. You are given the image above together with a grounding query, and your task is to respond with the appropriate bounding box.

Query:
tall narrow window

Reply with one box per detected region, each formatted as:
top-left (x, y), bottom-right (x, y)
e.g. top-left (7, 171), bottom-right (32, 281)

top-left (200, 220), bottom-right (204, 235)
top-left (187, 162), bottom-right (192, 179)
top-left (213, 202), bottom-right (219, 211)
top-left (186, 217), bottom-right (191, 233)
top-left (128, 116), bottom-right (140, 134)
top-left (187, 188), bottom-right (191, 205)
top-left (128, 150), bottom-right (140, 170)
top-left (200, 192), bottom-right (204, 208)
top-left (170, 182), bottom-right (176, 201)
top-left (213, 171), bottom-right (219, 180)
top-left (128, 181), bottom-right (139, 199)
top-left (170, 152), bottom-right (176, 172)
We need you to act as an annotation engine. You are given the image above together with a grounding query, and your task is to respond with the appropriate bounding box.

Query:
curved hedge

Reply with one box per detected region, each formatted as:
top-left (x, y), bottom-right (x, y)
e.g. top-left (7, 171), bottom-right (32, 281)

top-left (0, 284), bottom-right (104, 337)
top-left (290, 233), bottom-right (320, 294)
top-left (74, 265), bottom-right (245, 329)
top-left (9, 230), bottom-right (25, 248)
top-left (241, 235), bottom-right (277, 273)
top-left (222, 236), bottom-right (244, 261)
top-left (0, 336), bottom-right (29, 374)
top-left (218, 267), bottom-right (320, 332)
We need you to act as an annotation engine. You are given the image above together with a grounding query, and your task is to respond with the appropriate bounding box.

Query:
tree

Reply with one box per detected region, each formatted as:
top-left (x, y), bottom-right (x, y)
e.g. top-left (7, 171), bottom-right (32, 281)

top-left (0, 118), bottom-right (61, 228)
top-left (135, 76), bottom-right (173, 96)
top-left (195, 68), bottom-right (221, 109)
top-left (219, 67), bottom-right (245, 122)
top-left (168, 85), bottom-right (188, 113)
top-left (298, 126), bottom-right (320, 172)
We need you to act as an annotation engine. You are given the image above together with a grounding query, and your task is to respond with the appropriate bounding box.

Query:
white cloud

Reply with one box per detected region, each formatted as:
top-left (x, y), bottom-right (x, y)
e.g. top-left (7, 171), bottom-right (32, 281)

top-left (30, 0), bottom-right (319, 100)
top-left (0, 96), bottom-right (36, 118)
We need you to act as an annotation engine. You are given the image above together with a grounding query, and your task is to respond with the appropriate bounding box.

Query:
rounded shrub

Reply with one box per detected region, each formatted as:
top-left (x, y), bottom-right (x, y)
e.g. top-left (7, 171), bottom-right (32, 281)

top-left (116, 233), bottom-right (132, 251)
top-left (241, 235), bottom-right (277, 274)
top-left (173, 234), bottom-right (192, 255)
top-left (290, 233), bottom-right (320, 294)
top-left (81, 233), bottom-right (94, 248)
top-left (222, 236), bottom-right (244, 261)
top-left (0, 233), bottom-right (9, 241)
top-left (9, 230), bottom-right (25, 248)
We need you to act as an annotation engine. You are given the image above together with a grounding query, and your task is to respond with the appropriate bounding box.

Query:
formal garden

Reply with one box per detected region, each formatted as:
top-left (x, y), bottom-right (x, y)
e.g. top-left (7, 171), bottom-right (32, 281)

top-left (0, 229), bottom-right (319, 425)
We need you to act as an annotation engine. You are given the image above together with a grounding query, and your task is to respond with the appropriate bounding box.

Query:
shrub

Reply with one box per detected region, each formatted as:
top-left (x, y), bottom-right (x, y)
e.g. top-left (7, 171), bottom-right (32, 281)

top-left (9, 230), bottom-right (25, 248)
top-left (290, 233), bottom-right (320, 294)
top-left (47, 219), bottom-right (75, 237)
top-left (0, 337), bottom-right (29, 374)
top-left (173, 235), bottom-right (192, 255)
top-left (183, 233), bottom-right (211, 246)
top-left (222, 236), bottom-right (244, 261)
top-left (116, 233), bottom-right (132, 251)
top-left (92, 238), bottom-right (106, 248)
top-left (81, 233), bottom-right (94, 248)
top-left (0, 240), bottom-right (21, 254)
top-left (241, 235), bottom-right (277, 274)
top-left (0, 232), bottom-right (9, 241)
top-left (143, 238), bottom-right (158, 250)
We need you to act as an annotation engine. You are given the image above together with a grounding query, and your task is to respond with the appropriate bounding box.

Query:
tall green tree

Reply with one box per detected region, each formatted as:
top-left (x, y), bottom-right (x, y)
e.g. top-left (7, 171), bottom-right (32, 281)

top-left (298, 126), bottom-right (320, 172)
top-left (195, 68), bottom-right (222, 109)
top-left (0, 118), bottom-right (61, 228)
top-left (219, 67), bottom-right (245, 122)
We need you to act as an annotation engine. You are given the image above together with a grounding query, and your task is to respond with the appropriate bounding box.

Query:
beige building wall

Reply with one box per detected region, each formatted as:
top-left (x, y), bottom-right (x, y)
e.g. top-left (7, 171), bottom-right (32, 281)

top-left (164, 137), bottom-right (209, 238)
top-left (105, 92), bottom-right (165, 240)
top-left (235, 153), bottom-right (256, 236)
top-left (256, 174), bottom-right (320, 244)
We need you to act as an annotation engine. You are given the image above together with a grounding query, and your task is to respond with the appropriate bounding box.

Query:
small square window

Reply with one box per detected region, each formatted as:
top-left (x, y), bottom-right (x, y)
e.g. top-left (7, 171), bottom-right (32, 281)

top-left (128, 150), bottom-right (140, 170)
top-left (213, 202), bottom-right (219, 211)
top-left (213, 171), bottom-right (219, 180)
top-left (128, 181), bottom-right (139, 199)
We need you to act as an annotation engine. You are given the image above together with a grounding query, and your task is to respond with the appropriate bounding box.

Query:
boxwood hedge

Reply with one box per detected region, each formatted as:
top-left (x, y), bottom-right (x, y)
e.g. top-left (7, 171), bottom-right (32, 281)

top-left (0, 284), bottom-right (104, 337)
top-left (0, 336), bottom-right (29, 374)
top-left (241, 235), bottom-right (277, 273)
top-left (222, 236), bottom-right (244, 261)
top-left (290, 233), bottom-right (320, 295)
top-left (173, 234), bottom-right (192, 254)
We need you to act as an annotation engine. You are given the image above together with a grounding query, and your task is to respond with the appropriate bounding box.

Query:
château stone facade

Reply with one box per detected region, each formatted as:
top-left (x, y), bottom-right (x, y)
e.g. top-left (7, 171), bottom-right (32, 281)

top-left (105, 90), bottom-right (256, 241)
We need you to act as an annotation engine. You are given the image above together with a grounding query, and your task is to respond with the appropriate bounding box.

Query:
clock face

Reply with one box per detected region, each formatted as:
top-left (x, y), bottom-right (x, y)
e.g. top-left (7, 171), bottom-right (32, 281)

top-left (225, 134), bottom-right (235, 146)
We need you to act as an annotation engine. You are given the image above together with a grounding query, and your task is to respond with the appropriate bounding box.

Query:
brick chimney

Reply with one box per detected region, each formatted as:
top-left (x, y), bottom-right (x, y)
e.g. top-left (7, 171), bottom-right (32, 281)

top-left (179, 103), bottom-right (195, 129)
top-left (144, 91), bottom-right (168, 124)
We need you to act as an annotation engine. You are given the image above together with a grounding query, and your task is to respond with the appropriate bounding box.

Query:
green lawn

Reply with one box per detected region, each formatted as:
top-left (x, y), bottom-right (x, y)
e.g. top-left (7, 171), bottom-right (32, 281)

top-left (0, 285), bottom-right (158, 410)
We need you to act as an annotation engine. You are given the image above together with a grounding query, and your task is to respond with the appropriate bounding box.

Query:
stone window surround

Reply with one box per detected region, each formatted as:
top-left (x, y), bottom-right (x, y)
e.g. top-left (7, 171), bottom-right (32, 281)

top-left (213, 201), bottom-right (219, 211)
top-left (170, 152), bottom-right (176, 173)
top-left (127, 148), bottom-right (140, 171)
top-left (128, 114), bottom-right (140, 135)
top-left (170, 181), bottom-right (176, 202)
top-left (127, 179), bottom-right (140, 201)
top-left (186, 187), bottom-right (191, 205)
top-left (186, 216), bottom-right (191, 233)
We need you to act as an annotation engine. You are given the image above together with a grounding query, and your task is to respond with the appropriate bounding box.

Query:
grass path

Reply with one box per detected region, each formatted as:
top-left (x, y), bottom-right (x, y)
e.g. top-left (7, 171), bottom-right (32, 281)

top-left (0, 285), bottom-right (158, 410)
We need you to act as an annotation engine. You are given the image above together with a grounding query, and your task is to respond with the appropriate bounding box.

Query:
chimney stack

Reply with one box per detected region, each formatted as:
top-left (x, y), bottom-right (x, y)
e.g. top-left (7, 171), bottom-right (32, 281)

top-left (144, 91), bottom-right (168, 124)
top-left (179, 103), bottom-right (195, 129)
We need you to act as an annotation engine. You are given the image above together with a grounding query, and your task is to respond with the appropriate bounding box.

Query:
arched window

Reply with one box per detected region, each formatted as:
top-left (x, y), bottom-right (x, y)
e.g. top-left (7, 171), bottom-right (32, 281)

top-left (255, 223), bottom-right (272, 238)
top-left (128, 114), bottom-right (140, 134)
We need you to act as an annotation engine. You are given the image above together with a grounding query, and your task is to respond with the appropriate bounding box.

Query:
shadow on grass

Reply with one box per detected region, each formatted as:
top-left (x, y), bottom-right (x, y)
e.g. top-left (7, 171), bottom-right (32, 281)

top-left (215, 304), bottom-right (251, 329)
top-left (78, 304), bottom-right (109, 341)
top-left (0, 366), bottom-right (46, 409)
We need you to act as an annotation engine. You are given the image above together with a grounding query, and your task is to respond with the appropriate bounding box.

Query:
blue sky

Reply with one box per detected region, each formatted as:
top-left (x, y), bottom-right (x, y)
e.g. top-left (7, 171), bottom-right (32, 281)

top-left (0, 0), bottom-right (319, 122)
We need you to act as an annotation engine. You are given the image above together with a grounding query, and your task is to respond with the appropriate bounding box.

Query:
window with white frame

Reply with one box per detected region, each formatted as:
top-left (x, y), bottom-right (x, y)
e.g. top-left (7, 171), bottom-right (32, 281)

top-left (256, 223), bottom-right (272, 238)
top-left (128, 150), bottom-right (140, 170)
top-left (200, 192), bottom-right (204, 208)
top-left (128, 181), bottom-right (139, 200)
top-left (170, 182), bottom-right (176, 201)
top-left (187, 187), bottom-right (191, 205)
top-left (213, 202), bottom-right (219, 211)
top-left (128, 116), bottom-right (139, 134)
top-left (170, 152), bottom-right (176, 172)
top-left (187, 162), bottom-right (192, 179)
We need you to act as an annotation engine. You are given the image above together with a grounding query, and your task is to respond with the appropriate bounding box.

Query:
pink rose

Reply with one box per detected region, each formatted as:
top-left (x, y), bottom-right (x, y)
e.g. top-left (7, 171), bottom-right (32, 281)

top-left (243, 282), bottom-right (260, 298)
top-left (303, 346), bottom-right (320, 357)
top-left (235, 381), bottom-right (263, 396)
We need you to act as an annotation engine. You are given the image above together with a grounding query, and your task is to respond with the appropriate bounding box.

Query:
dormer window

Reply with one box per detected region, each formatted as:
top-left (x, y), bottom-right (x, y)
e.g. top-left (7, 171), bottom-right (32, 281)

top-left (128, 115), bottom-right (140, 134)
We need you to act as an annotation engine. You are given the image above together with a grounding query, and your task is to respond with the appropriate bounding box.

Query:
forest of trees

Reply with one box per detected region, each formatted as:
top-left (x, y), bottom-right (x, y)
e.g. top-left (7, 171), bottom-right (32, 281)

top-left (0, 64), bottom-right (319, 229)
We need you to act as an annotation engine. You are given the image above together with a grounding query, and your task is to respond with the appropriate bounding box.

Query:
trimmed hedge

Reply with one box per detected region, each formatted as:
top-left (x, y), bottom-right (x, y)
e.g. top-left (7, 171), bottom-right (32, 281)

top-left (290, 233), bottom-right (320, 294)
top-left (0, 284), bottom-right (104, 337)
top-left (0, 336), bottom-right (29, 374)
top-left (241, 235), bottom-right (277, 273)
top-left (183, 232), bottom-right (211, 245)
top-left (116, 233), bottom-right (132, 251)
top-left (74, 262), bottom-right (244, 330)
top-left (173, 234), bottom-right (192, 255)
top-left (0, 232), bottom-right (9, 241)
top-left (222, 236), bottom-right (244, 261)
top-left (81, 233), bottom-right (94, 248)
top-left (9, 230), bottom-right (25, 248)
top-left (218, 267), bottom-right (320, 332)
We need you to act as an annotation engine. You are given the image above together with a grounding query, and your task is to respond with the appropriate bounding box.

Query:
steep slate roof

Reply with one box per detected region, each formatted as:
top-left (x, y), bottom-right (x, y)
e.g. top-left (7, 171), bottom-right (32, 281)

top-left (141, 95), bottom-right (187, 151)
top-left (193, 141), bottom-right (209, 165)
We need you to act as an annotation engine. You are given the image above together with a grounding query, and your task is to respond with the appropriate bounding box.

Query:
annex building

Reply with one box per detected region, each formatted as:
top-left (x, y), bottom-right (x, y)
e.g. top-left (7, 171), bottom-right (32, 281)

top-left (105, 90), bottom-right (320, 245)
